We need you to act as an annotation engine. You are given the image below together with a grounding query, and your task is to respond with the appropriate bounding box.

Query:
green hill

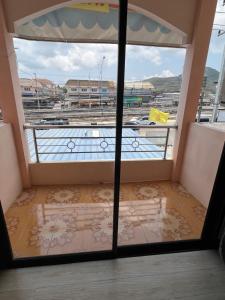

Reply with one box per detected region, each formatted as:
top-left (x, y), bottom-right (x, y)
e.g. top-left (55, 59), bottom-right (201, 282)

top-left (143, 66), bottom-right (219, 93)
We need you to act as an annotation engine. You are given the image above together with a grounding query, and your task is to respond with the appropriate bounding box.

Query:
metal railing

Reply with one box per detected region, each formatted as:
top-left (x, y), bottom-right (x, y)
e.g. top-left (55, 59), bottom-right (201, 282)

top-left (24, 124), bottom-right (177, 163)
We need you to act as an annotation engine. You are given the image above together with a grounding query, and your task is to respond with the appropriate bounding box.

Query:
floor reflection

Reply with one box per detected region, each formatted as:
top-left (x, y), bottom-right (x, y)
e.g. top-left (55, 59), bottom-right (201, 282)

top-left (5, 181), bottom-right (206, 257)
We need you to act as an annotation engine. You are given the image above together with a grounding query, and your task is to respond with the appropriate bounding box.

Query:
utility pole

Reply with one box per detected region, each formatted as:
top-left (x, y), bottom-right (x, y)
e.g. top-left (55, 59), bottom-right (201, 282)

top-left (197, 76), bottom-right (207, 122)
top-left (33, 72), bottom-right (40, 110)
top-left (88, 72), bottom-right (91, 100)
top-left (99, 56), bottom-right (106, 109)
top-left (212, 46), bottom-right (225, 122)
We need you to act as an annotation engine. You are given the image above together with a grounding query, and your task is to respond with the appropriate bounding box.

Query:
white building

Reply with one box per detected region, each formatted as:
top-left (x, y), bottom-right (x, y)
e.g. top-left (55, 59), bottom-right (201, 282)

top-left (20, 78), bottom-right (56, 97)
top-left (65, 79), bottom-right (115, 99)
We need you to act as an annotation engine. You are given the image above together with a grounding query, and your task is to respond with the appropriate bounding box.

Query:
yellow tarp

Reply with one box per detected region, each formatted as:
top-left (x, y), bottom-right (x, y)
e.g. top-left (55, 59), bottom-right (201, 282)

top-left (69, 3), bottom-right (109, 13)
top-left (149, 108), bottom-right (169, 123)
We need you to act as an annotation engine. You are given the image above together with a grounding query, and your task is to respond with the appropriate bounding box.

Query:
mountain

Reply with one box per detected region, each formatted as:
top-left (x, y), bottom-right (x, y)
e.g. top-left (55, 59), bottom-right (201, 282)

top-left (203, 67), bottom-right (219, 93)
top-left (145, 75), bottom-right (182, 93)
top-left (143, 66), bottom-right (219, 93)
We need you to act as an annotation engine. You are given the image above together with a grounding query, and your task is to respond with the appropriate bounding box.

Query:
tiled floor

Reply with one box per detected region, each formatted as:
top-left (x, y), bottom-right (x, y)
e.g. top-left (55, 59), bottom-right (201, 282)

top-left (5, 181), bottom-right (207, 258)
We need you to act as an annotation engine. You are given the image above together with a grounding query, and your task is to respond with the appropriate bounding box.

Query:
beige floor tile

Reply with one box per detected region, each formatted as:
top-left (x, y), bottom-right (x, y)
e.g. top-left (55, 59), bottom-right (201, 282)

top-left (5, 181), bottom-right (207, 258)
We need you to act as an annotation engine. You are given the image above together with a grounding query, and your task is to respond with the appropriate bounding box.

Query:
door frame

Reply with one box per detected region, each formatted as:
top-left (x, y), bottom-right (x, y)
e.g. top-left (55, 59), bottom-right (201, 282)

top-left (0, 0), bottom-right (222, 269)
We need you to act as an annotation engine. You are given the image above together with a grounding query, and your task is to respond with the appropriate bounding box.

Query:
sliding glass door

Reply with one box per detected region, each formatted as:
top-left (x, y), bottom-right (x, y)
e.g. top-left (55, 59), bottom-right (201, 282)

top-left (3, 1), bottom-right (121, 259)
top-left (117, 0), bottom-right (208, 248)
top-left (0, 0), bottom-right (222, 268)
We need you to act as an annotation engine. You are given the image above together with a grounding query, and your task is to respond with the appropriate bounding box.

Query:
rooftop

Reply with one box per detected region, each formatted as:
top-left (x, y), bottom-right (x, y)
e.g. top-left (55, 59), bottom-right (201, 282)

top-left (26, 127), bottom-right (165, 162)
top-left (65, 80), bottom-right (115, 88)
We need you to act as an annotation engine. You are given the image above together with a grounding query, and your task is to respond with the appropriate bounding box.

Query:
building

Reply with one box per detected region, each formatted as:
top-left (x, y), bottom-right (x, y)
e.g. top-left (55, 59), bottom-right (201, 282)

top-left (124, 81), bottom-right (154, 92)
top-left (20, 78), bottom-right (41, 97)
top-left (65, 79), bottom-right (115, 98)
top-left (36, 78), bottom-right (56, 97)
top-left (20, 78), bottom-right (57, 109)
top-left (20, 78), bottom-right (56, 98)
top-left (65, 80), bottom-right (155, 107)
top-left (65, 79), bottom-right (116, 107)
top-left (123, 81), bottom-right (154, 105)
top-left (1, 1), bottom-right (225, 298)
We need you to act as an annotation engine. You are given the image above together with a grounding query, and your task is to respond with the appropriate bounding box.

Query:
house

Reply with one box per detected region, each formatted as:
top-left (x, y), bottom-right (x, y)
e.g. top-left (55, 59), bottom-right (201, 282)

top-left (20, 78), bottom-right (41, 97)
top-left (36, 78), bottom-right (56, 96)
top-left (20, 78), bottom-right (56, 98)
top-left (20, 78), bottom-right (57, 109)
top-left (65, 79), bottom-right (115, 97)
top-left (1, 0), bottom-right (225, 299)
top-left (65, 79), bottom-right (116, 107)
top-left (65, 79), bottom-right (115, 98)
top-left (124, 81), bottom-right (154, 92)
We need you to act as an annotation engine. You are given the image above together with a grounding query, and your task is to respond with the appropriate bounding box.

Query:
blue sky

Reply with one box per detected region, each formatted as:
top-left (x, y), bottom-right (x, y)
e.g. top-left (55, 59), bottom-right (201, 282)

top-left (13, 1), bottom-right (225, 85)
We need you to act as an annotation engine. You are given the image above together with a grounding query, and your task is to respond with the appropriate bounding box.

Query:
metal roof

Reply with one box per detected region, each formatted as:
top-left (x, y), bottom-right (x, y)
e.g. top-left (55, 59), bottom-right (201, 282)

top-left (26, 128), bottom-right (164, 162)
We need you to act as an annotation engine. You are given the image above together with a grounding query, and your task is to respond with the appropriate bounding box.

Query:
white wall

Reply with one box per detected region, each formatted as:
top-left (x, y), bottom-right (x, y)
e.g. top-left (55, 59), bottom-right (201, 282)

top-left (0, 123), bottom-right (22, 212)
top-left (30, 159), bottom-right (173, 185)
top-left (180, 123), bottom-right (225, 208)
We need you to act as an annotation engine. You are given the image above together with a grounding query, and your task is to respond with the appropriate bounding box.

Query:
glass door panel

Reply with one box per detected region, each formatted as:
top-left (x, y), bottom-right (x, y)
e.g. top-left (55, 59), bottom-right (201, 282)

top-left (5, 1), bottom-right (120, 258)
top-left (118, 2), bottom-right (205, 246)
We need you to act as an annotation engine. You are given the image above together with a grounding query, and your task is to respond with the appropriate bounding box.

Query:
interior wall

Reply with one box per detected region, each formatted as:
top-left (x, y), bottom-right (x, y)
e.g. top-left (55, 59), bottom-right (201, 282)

top-left (0, 123), bottom-right (22, 212)
top-left (180, 123), bottom-right (225, 208)
top-left (0, 0), bottom-right (31, 188)
top-left (30, 159), bottom-right (173, 185)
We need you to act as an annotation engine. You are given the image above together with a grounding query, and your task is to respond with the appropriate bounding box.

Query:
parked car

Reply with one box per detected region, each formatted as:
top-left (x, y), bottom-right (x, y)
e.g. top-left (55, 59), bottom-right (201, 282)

top-left (125, 116), bottom-right (156, 126)
top-left (137, 116), bottom-right (156, 125)
top-left (34, 118), bottom-right (69, 126)
top-left (124, 121), bottom-right (139, 126)
top-left (195, 117), bottom-right (210, 123)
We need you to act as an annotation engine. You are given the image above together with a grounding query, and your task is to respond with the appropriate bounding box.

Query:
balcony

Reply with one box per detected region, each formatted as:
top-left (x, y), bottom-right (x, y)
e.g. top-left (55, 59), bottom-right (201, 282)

top-left (25, 124), bottom-right (176, 162)
top-left (0, 0), bottom-right (220, 265)
top-left (1, 122), bottom-right (211, 258)
top-left (5, 180), bottom-right (206, 258)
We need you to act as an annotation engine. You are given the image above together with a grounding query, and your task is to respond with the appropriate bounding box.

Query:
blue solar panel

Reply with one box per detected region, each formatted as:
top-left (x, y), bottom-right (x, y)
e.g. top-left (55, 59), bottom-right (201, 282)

top-left (26, 128), bottom-right (164, 162)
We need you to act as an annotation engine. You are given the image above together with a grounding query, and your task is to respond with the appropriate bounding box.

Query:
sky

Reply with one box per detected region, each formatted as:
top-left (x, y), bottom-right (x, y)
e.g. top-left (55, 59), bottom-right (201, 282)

top-left (13, 0), bottom-right (225, 86)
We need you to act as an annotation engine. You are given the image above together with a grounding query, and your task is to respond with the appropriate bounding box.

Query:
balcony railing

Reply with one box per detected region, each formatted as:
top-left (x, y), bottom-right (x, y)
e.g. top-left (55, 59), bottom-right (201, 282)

top-left (24, 124), bottom-right (177, 163)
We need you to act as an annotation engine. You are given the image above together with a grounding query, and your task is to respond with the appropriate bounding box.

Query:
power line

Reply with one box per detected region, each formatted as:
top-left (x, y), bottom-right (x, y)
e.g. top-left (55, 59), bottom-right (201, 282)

top-left (214, 23), bottom-right (225, 27)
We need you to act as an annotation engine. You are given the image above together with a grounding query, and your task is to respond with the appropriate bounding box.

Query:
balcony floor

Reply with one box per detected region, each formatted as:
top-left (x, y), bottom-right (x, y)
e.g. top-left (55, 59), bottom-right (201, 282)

top-left (5, 181), bottom-right (207, 258)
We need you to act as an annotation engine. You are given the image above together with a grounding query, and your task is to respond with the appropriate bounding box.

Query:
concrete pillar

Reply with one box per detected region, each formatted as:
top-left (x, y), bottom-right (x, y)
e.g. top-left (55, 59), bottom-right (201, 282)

top-left (0, 0), bottom-right (31, 187)
top-left (172, 0), bottom-right (217, 181)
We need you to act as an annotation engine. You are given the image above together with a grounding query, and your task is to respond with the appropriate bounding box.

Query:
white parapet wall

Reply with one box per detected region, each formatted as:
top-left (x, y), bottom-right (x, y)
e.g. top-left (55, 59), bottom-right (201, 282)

top-left (29, 159), bottom-right (173, 185)
top-left (0, 123), bottom-right (22, 212)
top-left (181, 123), bottom-right (225, 208)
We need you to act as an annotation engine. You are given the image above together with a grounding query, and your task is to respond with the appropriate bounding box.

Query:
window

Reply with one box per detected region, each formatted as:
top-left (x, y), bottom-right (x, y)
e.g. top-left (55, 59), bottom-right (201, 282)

top-left (92, 88), bottom-right (98, 92)
top-left (24, 87), bottom-right (31, 91)
top-left (71, 88), bottom-right (77, 91)
top-left (81, 88), bottom-right (87, 92)
top-left (101, 88), bottom-right (107, 93)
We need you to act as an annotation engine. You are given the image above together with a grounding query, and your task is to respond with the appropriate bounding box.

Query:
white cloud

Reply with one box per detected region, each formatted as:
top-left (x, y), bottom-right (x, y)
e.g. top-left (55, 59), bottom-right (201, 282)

top-left (14, 39), bottom-right (118, 75)
top-left (210, 1), bottom-right (225, 54)
top-left (13, 39), bottom-right (186, 83)
top-left (144, 69), bottom-right (175, 79)
top-left (127, 45), bottom-right (162, 65)
top-left (159, 47), bottom-right (186, 56)
top-left (214, 0), bottom-right (225, 25)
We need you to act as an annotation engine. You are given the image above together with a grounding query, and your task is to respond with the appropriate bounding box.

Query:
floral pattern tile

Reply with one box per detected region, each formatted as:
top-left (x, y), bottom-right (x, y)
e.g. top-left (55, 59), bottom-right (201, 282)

top-left (192, 205), bottom-right (207, 221)
top-left (46, 187), bottom-right (80, 204)
top-left (13, 189), bottom-right (36, 207)
top-left (5, 181), bottom-right (207, 257)
top-left (134, 183), bottom-right (164, 200)
top-left (29, 214), bottom-right (77, 249)
top-left (92, 186), bottom-right (114, 203)
top-left (171, 183), bottom-right (191, 198)
top-left (149, 208), bottom-right (192, 240)
top-left (92, 213), bottom-right (134, 243)
top-left (6, 216), bottom-right (19, 235)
